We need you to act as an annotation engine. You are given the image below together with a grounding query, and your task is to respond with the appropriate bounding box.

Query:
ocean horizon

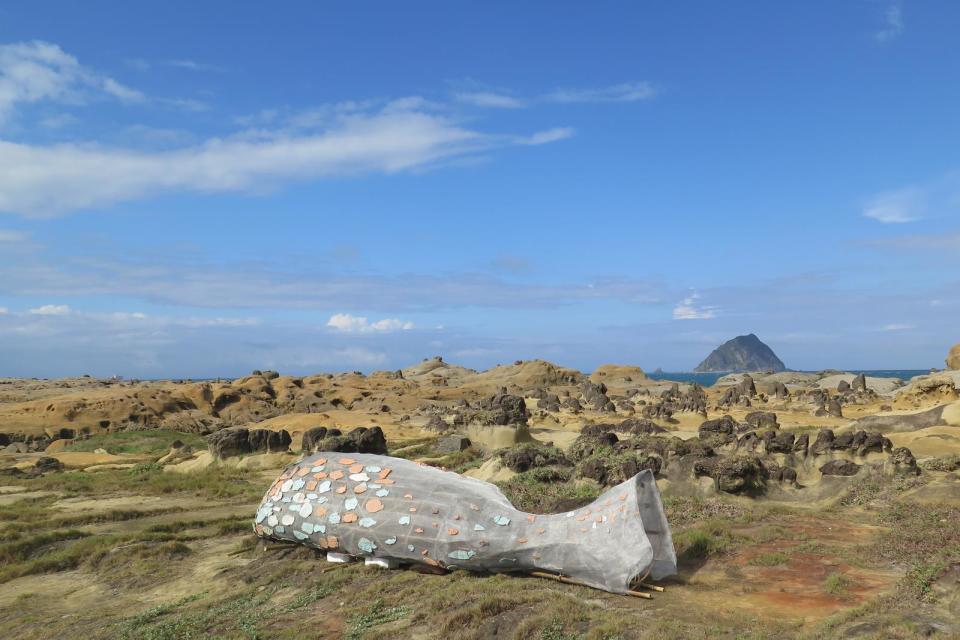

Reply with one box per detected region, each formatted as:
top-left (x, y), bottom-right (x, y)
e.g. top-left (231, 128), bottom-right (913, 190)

top-left (647, 369), bottom-right (932, 387)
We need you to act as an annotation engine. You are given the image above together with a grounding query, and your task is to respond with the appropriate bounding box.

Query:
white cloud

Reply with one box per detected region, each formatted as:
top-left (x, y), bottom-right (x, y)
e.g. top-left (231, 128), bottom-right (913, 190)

top-left (518, 127), bottom-right (575, 145)
top-left (455, 92), bottom-right (526, 109)
top-left (0, 103), bottom-right (569, 217)
top-left (672, 293), bottom-right (718, 320)
top-left (166, 59), bottom-right (224, 72)
top-left (327, 313), bottom-right (414, 333)
top-left (545, 82), bottom-right (656, 104)
top-left (880, 323), bottom-right (915, 331)
top-left (863, 189), bottom-right (919, 223)
top-left (0, 40), bottom-right (143, 123)
top-left (862, 171), bottom-right (960, 224)
top-left (29, 304), bottom-right (70, 315)
top-left (0, 306), bottom-right (8, 315)
top-left (875, 5), bottom-right (904, 42)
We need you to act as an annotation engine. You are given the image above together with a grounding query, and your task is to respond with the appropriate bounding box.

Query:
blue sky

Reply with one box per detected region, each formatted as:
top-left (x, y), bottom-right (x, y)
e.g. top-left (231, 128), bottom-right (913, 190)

top-left (0, 1), bottom-right (958, 377)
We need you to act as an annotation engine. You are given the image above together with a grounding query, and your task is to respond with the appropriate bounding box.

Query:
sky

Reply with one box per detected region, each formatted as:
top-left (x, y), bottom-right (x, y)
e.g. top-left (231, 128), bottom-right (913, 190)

top-left (0, 1), bottom-right (958, 378)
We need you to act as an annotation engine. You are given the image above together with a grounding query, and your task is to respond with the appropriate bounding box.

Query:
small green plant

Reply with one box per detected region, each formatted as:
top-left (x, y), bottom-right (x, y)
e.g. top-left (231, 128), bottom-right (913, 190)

top-left (824, 572), bottom-right (850, 595)
top-left (346, 597), bottom-right (410, 640)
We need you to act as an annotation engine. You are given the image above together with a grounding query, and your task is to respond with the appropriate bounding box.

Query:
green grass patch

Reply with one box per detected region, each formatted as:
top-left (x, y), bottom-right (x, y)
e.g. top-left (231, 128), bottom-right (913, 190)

top-left (346, 597), bottom-right (411, 640)
top-left (8, 463), bottom-right (264, 500)
top-left (497, 472), bottom-right (598, 513)
top-left (674, 518), bottom-right (739, 561)
top-left (824, 572), bottom-right (850, 596)
top-left (64, 430), bottom-right (205, 455)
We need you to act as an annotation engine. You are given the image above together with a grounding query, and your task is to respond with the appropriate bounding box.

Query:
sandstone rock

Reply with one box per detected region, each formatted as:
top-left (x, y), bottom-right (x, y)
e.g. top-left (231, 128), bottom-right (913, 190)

top-left (889, 447), bottom-right (919, 475)
top-left (435, 435), bottom-right (472, 455)
top-left (695, 455), bottom-right (768, 494)
top-left (827, 398), bottom-right (843, 418)
top-left (477, 392), bottom-right (529, 425)
top-left (424, 415), bottom-right (452, 433)
top-left (837, 380), bottom-right (851, 393)
top-left (744, 411), bottom-right (779, 431)
top-left (810, 429), bottom-right (835, 455)
top-left (500, 443), bottom-right (568, 472)
top-left (699, 414), bottom-right (739, 436)
top-left (947, 343), bottom-right (960, 370)
top-left (763, 430), bottom-right (795, 454)
top-left (819, 459), bottom-right (860, 476)
top-left (207, 428), bottom-right (251, 458)
top-left (316, 426), bottom-right (388, 455)
top-left (853, 373), bottom-right (867, 393)
top-left (301, 426), bottom-right (340, 452)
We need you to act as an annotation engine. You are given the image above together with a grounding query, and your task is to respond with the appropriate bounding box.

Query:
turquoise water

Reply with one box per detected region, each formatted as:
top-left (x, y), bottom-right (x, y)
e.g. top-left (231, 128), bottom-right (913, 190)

top-left (647, 370), bottom-right (930, 388)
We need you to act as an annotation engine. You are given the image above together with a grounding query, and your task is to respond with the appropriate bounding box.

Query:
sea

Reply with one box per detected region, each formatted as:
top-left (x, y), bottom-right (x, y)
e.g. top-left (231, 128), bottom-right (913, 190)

top-left (646, 370), bottom-right (931, 388)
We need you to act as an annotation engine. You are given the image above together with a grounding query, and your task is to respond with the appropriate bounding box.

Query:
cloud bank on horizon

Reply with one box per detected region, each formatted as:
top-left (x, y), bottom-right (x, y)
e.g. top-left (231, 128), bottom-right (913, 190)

top-left (0, 2), bottom-right (957, 377)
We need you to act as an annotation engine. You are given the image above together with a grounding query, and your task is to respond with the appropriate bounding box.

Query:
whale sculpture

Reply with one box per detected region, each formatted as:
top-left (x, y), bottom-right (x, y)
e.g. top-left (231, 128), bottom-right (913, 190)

top-left (254, 452), bottom-right (676, 594)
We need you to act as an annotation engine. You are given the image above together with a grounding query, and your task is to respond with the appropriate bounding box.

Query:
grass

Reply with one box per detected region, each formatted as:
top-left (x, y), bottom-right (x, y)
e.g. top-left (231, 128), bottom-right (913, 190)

top-left (345, 597), bottom-right (411, 640)
top-left (7, 463), bottom-right (264, 500)
top-left (63, 430), bottom-right (206, 455)
top-left (497, 472), bottom-right (599, 513)
top-left (674, 518), bottom-right (739, 561)
top-left (824, 572), bottom-right (850, 596)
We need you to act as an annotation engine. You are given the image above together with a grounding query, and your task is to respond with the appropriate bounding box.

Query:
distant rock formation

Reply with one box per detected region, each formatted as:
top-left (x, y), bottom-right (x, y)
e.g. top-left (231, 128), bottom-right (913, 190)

top-left (694, 334), bottom-right (786, 373)
top-left (947, 343), bottom-right (960, 370)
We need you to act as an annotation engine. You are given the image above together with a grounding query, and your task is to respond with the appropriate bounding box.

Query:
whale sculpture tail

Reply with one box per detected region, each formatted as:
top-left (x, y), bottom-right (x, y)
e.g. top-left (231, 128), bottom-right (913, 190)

top-left (254, 453), bottom-right (676, 595)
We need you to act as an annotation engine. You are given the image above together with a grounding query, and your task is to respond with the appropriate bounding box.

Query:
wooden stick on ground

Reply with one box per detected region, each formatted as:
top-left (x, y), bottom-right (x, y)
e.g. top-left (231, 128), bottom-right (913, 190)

top-left (529, 571), bottom-right (653, 599)
top-left (637, 582), bottom-right (665, 592)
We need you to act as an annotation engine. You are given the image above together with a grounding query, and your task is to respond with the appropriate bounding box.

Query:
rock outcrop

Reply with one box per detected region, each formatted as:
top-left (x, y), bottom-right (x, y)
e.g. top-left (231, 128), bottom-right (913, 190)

top-left (947, 343), bottom-right (960, 370)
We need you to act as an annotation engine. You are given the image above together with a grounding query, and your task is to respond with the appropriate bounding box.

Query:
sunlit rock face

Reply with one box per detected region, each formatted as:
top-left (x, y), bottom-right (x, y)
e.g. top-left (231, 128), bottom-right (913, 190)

top-left (254, 453), bottom-right (676, 594)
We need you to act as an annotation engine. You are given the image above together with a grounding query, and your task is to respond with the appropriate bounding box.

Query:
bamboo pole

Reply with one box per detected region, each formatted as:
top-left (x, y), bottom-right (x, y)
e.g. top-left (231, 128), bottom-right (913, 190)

top-left (529, 571), bottom-right (653, 599)
top-left (637, 582), bottom-right (665, 592)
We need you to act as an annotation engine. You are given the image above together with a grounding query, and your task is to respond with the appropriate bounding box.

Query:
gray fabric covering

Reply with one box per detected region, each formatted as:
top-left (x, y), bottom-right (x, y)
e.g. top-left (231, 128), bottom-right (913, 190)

top-left (254, 452), bottom-right (676, 594)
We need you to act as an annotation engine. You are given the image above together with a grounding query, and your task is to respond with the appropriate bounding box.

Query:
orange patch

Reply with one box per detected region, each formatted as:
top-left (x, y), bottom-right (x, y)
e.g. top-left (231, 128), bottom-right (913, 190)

top-left (349, 464), bottom-right (364, 473)
top-left (315, 457), bottom-right (327, 465)
top-left (527, 515), bottom-right (536, 522)
top-left (618, 494), bottom-right (627, 501)
top-left (315, 506), bottom-right (328, 517)
top-left (421, 549), bottom-right (429, 556)
top-left (576, 515), bottom-right (588, 522)
top-left (409, 507), bottom-right (417, 512)
top-left (342, 512), bottom-right (358, 523)
top-left (335, 485), bottom-right (347, 494)
top-left (306, 480), bottom-right (317, 491)
top-left (447, 527), bottom-right (459, 536)
top-left (353, 484), bottom-right (368, 494)
top-left (330, 470), bottom-right (344, 480)
top-left (378, 468), bottom-right (392, 479)
top-left (537, 528), bottom-right (546, 535)
top-left (338, 458), bottom-right (356, 465)
top-left (313, 472), bottom-right (328, 480)
top-left (379, 479), bottom-right (394, 485)
top-left (517, 538), bottom-right (528, 544)
top-left (326, 536), bottom-right (338, 548)
top-left (365, 499), bottom-right (384, 513)
top-left (403, 493), bottom-right (413, 499)
top-left (296, 467), bottom-right (311, 477)
top-left (414, 527), bottom-right (424, 533)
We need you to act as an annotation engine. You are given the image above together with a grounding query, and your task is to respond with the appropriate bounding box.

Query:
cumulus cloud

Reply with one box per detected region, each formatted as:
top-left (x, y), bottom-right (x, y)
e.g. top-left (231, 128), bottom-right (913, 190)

top-left (672, 293), bottom-right (718, 320)
top-left (327, 313), bottom-right (414, 333)
top-left (29, 304), bottom-right (70, 315)
top-left (0, 40), bottom-right (143, 123)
